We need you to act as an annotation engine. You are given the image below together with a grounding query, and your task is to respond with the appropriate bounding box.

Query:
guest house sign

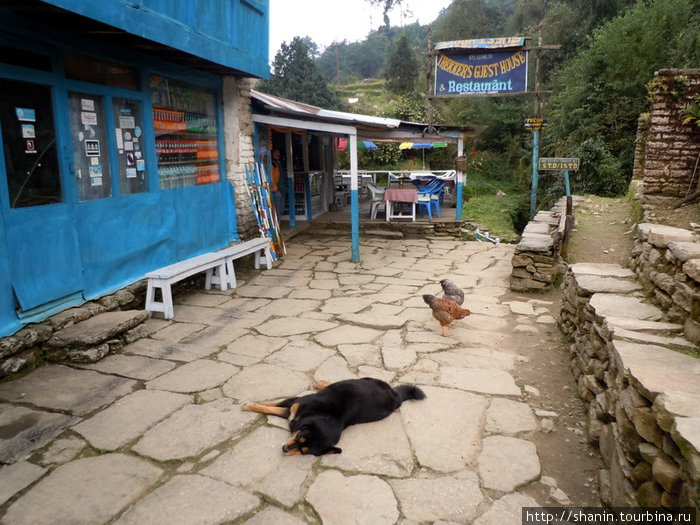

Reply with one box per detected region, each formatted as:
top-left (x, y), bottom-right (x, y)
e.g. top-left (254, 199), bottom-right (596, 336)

top-left (434, 37), bottom-right (528, 97)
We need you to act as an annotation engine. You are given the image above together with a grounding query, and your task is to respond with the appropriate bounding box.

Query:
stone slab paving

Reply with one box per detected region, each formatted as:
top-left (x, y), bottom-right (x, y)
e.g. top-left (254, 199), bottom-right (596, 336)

top-left (0, 233), bottom-right (603, 523)
top-left (72, 390), bottom-right (191, 451)
top-left (0, 405), bottom-right (78, 463)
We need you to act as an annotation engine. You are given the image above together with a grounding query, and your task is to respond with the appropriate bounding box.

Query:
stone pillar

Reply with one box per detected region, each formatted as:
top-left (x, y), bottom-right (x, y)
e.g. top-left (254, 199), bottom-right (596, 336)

top-left (222, 76), bottom-right (258, 239)
top-left (642, 69), bottom-right (700, 200)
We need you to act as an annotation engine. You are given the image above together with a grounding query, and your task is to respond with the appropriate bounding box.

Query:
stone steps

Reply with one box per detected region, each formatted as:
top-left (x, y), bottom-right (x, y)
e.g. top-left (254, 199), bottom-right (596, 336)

top-left (44, 310), bottom-right (151, 363)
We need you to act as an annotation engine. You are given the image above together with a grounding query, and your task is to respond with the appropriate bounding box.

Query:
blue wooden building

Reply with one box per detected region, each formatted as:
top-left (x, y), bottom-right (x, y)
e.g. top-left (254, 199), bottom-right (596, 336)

top-left (0, 0), bottom-right (269, 337)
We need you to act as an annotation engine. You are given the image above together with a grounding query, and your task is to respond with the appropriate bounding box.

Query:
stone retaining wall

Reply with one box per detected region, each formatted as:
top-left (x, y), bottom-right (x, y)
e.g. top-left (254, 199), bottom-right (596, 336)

top-left (559, 222), bottom-right (699, 513)
top-left (630, 223), bottom-right (700, 345)
top-left (510, 196), bottom-right (574, 291)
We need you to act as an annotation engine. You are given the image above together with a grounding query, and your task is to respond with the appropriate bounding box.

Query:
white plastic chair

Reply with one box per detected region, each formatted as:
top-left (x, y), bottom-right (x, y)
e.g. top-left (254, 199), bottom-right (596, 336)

top-left (367, 183), bottom-right (386, 219)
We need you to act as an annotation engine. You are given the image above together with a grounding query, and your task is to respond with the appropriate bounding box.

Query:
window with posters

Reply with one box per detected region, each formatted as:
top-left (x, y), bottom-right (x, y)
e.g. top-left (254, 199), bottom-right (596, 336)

top-left (67, 93), bottom-right (112, 201)
top-left (113, 98), bottom-right (147, 195)
top-left (0, 78), bottom-right (63, 208)
top-left (150, 75), bottom-right (220, 189)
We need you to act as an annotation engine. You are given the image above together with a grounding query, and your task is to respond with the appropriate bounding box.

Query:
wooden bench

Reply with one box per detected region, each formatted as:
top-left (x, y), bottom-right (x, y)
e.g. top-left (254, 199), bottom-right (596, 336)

top-left (145, 237), bottom-right (272, 319)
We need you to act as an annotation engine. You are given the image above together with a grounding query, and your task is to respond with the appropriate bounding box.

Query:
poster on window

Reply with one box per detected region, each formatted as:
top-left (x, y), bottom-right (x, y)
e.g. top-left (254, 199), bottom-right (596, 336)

top-left (68, 92), bottom-right (112, 201)
top-left (434, 37), bottom-right (528, 97)
top-left (113, 99), bottom-right (147, 195)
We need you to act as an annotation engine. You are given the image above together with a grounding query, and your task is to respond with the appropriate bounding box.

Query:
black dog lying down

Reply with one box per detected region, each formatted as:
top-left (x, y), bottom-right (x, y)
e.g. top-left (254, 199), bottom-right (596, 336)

top-left (242, 377), bottom-right (426, 456)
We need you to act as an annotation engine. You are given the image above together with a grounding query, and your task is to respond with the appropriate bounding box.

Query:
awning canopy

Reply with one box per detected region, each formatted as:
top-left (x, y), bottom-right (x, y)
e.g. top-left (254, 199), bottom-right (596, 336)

top-left (251, 90), bottom-right (485, 143)
top-left (336, 138), bottom-right (377, 151)
top-left (399, 142), bottom-right (448, 149)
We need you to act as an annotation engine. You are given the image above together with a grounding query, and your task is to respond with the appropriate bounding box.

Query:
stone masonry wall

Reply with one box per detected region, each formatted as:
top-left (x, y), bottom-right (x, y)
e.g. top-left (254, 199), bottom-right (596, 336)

top-left (0, 282), bottom-right (150, 377)
top-left (630, 223), bottom-right (700, 343)
top-left (510, 196), bottom-right (573, 291)
top-left (223, 76), bottom-right (258, 240)
top-left (641, 69), bottom-right (700, 200)
top-left (559, 223), bottom-right (700, 513)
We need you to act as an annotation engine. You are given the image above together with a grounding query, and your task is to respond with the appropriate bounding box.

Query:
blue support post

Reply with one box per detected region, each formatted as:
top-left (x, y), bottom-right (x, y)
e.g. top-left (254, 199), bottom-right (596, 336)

top-left (349, 134), bottom-right (360, 262)
top-left (530, 129), bottom-right (539, 219)
top-left (351, 187), bottom-right (360, 260)
top-left (456, 138), bottom-right (464, 221)
top-left (455, 175), bottom-right (463, 221)
top-left (563, 170), bottom-right (571, 196)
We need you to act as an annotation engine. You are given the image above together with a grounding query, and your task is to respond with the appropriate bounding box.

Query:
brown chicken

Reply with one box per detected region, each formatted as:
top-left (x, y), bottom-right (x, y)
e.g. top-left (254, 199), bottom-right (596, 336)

top-left (423, 294), bottom-right (471, 336)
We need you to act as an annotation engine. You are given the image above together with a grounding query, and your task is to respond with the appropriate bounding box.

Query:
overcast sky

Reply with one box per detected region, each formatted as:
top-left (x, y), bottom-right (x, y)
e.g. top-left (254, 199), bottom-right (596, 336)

top-left (268, 0), bottom-right (452, 59)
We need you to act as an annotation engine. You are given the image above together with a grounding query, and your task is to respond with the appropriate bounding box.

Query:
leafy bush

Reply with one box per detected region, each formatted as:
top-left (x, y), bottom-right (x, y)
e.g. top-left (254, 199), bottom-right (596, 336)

top-left (366, 143), bottom-right (403, 167)
top-left (509, 195), bottom-right (532, 234)
top-left (545, 0), bottom-right (699, 194)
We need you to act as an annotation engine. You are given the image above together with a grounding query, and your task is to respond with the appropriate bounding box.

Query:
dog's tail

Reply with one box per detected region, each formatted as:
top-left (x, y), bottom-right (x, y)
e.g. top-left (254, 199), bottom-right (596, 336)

top-left (394, 384), bottom-right (426, 403)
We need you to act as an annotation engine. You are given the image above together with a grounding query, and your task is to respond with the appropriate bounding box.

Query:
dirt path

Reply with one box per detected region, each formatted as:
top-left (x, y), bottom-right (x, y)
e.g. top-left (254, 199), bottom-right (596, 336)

top-left (565, 196), bottom-right (636, 266)
top-left (565, 194), bottom-right (699, 266)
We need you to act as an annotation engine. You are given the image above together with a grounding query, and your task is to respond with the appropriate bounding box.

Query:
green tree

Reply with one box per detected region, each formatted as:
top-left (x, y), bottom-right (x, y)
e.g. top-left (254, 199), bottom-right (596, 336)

top-left (366, 0), bottom-right (404, 27)
top-left (384, 34), bottom-right (419, 94)
top-left (544, 0), bottom-right (699, 198)
top-left (316, 23), bottom-right (428, 84)
top-left (257, 37), bottom-right (342, 109)
top-left (433, 0), bottom-right (506, 42)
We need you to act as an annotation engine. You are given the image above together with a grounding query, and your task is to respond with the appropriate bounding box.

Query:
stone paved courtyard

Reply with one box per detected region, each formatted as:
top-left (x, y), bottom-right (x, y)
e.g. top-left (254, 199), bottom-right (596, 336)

top-left (0, 231), bottom-right (601, 524)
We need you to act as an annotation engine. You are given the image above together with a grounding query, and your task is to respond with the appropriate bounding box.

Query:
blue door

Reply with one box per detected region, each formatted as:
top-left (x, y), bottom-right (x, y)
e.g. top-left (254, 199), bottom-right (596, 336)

top-left (0, 78), bottom-right (84, 312)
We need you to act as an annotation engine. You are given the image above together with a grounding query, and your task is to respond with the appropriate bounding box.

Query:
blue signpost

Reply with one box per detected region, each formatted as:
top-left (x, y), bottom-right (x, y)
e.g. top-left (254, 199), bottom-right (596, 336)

top-left (530, 129), bottom-right (540, 219)
top-left (525, 118), bottom-right (547, 218)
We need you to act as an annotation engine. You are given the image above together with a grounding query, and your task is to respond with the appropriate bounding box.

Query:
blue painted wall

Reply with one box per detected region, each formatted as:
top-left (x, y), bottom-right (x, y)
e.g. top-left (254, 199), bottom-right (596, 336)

top-left (0, 2), bottom-right (267, 336)
top-left (42, 0), bottom-right (270, 79)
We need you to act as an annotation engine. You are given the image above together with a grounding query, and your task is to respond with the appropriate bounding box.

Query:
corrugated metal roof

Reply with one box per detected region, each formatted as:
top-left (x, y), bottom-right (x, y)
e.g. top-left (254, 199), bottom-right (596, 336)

top-left (251, 90), bottom-right (402, 129)
top-left (250, 90), bottom-right (485, 141)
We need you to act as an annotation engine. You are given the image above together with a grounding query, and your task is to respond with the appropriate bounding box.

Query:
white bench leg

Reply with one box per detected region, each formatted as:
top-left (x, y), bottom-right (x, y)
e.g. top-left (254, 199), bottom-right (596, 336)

top-left (145, 280), bottom-right (158, 313)
top-left (224, 258), bottom-right (237, 288)
top-left (146, 279), bottom-right (172, 318)
top-left (161, 284), bottom-right (174, 319)
top-left (254, 246), bottom-right (273, 270)
top-left (206, 261), bottom-right (229, 291)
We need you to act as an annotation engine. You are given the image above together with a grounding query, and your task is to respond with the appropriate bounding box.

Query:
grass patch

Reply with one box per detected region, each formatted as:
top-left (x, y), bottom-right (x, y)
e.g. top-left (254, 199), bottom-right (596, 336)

top-left (461, 170), bottom-right (527, 242)
top-left (462, 193), bottom-right (523, 242)
top-left (334, 80), bottom-right (394, 115)
top-left (674, 347), bottom-right (700, 359)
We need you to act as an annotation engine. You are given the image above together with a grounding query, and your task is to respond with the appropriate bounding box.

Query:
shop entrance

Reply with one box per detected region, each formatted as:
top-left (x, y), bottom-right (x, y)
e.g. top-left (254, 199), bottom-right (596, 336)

top-left (0, 78), bottom-right (84, 312)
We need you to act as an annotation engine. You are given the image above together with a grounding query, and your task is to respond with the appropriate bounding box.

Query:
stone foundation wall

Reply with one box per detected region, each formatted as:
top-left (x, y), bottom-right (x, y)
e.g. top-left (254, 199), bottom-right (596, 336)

top-left (633, 113), bottom-right (650, 181)
top-left (0, 281), bottom-right (150, 378)
top-left (510, 196), bottom-right (574, 291)
top-left (559, 223), bottom-right (699, 513)
top-left (640, 69), bottom-right (700, 200)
